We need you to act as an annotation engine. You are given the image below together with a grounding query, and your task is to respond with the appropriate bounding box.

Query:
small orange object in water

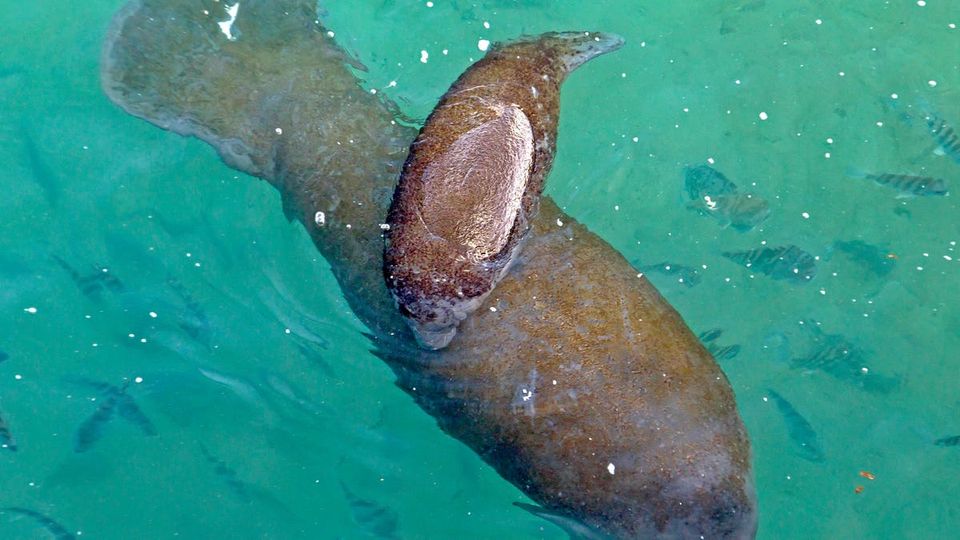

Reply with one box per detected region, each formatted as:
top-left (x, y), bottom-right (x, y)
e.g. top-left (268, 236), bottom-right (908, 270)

top-left (854, 486), bottom-right (865, 494)
top-left (859, 471), bottom-right (876, 481)
top-left (886, 253), bottom-right (898, 259)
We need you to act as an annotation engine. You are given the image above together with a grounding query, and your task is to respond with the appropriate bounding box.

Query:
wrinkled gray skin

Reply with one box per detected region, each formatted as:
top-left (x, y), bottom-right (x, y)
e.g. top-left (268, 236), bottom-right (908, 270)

top-left (101, 1), bottom-right (757, 538)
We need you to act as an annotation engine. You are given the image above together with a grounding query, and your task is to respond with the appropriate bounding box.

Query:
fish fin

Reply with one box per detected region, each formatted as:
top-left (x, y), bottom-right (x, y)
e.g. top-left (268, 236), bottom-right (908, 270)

top-left (101, 0), bottom-right (361, 185)
top-left (512, 502), bottom-right (612, 540)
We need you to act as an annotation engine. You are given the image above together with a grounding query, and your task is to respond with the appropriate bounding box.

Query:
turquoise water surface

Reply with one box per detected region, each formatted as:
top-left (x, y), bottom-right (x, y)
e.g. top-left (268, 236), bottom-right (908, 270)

top-left (2, 1), bottom-right (959, 538)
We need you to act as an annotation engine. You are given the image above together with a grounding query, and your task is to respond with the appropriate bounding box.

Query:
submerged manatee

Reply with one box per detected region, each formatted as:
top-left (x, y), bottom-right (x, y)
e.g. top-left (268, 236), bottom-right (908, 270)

top-left (385, 32), bottom-right (623, 349)
top-left (101, 1), bottom-right (756, 537)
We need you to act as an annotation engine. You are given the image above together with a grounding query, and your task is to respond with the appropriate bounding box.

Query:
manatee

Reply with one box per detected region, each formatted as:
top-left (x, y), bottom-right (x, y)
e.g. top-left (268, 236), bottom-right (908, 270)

top-left (384, 32), bottom-right (623, 349)
top-left (101, 1), bottom-right (757, 537)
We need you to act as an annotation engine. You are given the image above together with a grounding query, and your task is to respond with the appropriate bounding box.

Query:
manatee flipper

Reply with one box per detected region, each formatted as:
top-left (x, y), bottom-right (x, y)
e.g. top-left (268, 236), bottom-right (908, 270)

top-left (513, 502), bottom-right (613, 540)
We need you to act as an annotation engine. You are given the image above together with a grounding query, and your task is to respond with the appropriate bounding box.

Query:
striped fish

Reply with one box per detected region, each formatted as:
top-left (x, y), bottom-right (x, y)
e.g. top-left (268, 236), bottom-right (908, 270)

top-left (766, 389), bottom-right (825, 462)
top-left (688, 193), bottom-right (770, 231)
top-left (850, 170), bottom-right (948, 197)
top-left (925, 111), bottom-right (960, 164)
top-left (722, 245), bottom-right (816, 283)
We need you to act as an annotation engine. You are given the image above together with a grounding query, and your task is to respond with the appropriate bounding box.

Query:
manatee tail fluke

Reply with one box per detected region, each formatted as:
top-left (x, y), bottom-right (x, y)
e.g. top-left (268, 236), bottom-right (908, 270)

top-left (100, 0), bottom-right (348, 183)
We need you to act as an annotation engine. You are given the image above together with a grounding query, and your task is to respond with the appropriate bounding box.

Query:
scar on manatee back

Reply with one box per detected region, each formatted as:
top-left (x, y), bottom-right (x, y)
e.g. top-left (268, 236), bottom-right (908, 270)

top-left (384, 32), bottom-right (624, 349)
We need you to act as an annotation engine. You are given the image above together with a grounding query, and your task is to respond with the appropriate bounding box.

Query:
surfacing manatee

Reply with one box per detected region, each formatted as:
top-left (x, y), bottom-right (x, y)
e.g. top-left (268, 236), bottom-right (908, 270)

top-left (384, 31), bottom-right (623, 350)
top-left (101, 1), bottom-right (757, 537)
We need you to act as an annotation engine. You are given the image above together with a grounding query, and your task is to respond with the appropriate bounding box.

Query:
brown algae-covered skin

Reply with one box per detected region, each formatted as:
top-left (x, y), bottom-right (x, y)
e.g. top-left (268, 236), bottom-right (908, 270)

top-left (101, 1), bottom-right (757, 537)
top-left (385, 32), bottom-right (624, 350)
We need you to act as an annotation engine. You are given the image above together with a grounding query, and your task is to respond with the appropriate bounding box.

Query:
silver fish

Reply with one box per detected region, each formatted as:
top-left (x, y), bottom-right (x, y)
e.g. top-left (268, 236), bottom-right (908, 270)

top-left (722, 245), bottom-right (816, 283)
top-left (766, 389), bottom-right (824, 462)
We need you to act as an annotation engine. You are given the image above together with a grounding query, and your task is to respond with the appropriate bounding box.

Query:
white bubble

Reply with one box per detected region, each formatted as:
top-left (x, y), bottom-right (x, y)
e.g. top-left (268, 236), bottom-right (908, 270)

top-left (149, 311), bottom-right (158, 318)
top-left (24, 307), bottom-right (37, 314)
top-left (759, 111), bottom-right (769, 120)
top-left (420, 50), bottom-right (429, 63)
top-left (607, 463), bottom-right (616, 475)
top-left (478, 39), bottom-right (490, 51)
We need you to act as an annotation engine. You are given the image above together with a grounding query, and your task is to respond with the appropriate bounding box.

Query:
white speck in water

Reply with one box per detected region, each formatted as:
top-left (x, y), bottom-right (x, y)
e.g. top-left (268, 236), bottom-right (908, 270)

top-left (284, 328), bottom-right (291, 334)
top-left (928, 80), bottom-right (937, 87)
top-left (149, 311), bottom-right (158, 318)
top-left (275, 127), bottom-right (283, 135)
top-left (607, 463), bottom-right (616, 475)
top-left (379, 223), bottom-right (391, 231)
top-left (135, 377), bottom-right (144, 384)
top-left (140, 338), bottom-right (147, 343)
top-left (707, 157), bottom-right (715, 164)
top-left (802, 212), bottom-right (810, 219)
top-left (759, 111), bottom-right (768, 121)
top-left (556, 218), bottom-right (564, 227)
top-left (420, 50), bottom-right (429, 63)
top-left (824, 152), bottom-right (831, 159)
top-left (217, 3), bottom-right (240, 41)
top-left (876, 121), bottom-right (884, 127)
top-left (315, 211), bottom-right (326, 226)
top-left (815, 19), bottom-right (823, 25)
top-left (917, 0), bottom-right (926, 6)
top-left (14, 374), bottom-right (22, 380)
top-left (478, 39), bottom-right (490, 51)
top-left (426, 1), bottom-right (434, 6)
top-left (388, 80), bottom-right (397, 88)
top-left (838, 71), bottom-right (845, 77)
top-left (327, 31), bottom-right (335, 38)
top-left (24, 307), bottom-right (37, 314)
top-left (483, 21), bottom-right (490, 29)
top-left (826, 138), bottom-right (834, 144)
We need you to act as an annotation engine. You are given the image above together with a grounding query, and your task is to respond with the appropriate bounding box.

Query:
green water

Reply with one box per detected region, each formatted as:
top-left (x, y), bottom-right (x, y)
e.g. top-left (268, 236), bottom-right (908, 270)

top-left (2, 0), bottom-right (959, 538)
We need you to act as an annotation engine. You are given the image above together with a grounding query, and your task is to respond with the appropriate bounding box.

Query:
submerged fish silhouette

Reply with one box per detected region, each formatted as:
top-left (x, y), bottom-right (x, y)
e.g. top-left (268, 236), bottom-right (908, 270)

top-left (766, 389), bottom-right (824, 462)
top-left (167, 277), bottom-right (212, 346)
top-left (847, 169), bottom-right (948, 197)
top-left (340, 481), bottom-right (400, 539)
top-left (934, 435), bottom-right (960, 447)
top-left (640, 261), bottom-right (702, 287)
top-left (687, 193), bottom-right (770, 231)
top-left (73, 379), bottom-right (155, 452)
top-left (831, 240), bottom-right (895, 277)
top-left (0, 350), bottom-right (7, 363)
top-left (0, 411), bottom-right (16, 451)
top-left (790, 322), bottom-right (899, 394)
top-left (684, 164), bottom-right (738, 200)
top-left (200, 445), bottom-right (251, 502)
top-left (1, 507), bottom-right (75, 540)
top-left (53, 255), bottom-right (124, 300)
top-left (924, 109), bottom-right (960, 164)
top-left (709, 344), bottom-right (741, 361)
top-left (723, 245), bottom-right (816, 283)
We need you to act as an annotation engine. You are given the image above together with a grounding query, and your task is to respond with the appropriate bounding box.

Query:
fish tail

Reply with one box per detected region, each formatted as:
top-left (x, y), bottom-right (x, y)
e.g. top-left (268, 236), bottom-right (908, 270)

top-left (844, 165), bottom-right (868, 180)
